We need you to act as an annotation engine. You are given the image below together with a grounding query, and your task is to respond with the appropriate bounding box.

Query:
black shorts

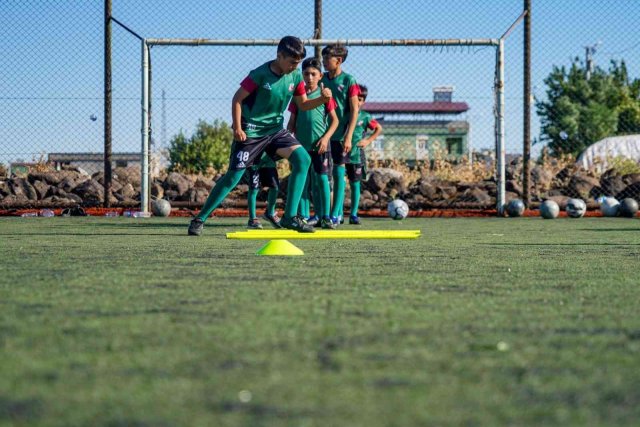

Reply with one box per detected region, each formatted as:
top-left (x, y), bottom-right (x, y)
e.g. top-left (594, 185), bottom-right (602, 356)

top-left (346, 163), bottom-right (364, 182)
top-left (247, 167), bottom-right (279, 190)
top-left (229, 129), bottom-right (300, 170)
top-left (330, 140), bottom-right (350, 166)
top-left (309, 150), bottom-right (331, 175)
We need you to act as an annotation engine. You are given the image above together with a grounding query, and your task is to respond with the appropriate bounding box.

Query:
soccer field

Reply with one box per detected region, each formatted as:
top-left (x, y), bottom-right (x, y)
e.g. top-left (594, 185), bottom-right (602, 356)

top-left (1, 216), bottom-right (639, 426)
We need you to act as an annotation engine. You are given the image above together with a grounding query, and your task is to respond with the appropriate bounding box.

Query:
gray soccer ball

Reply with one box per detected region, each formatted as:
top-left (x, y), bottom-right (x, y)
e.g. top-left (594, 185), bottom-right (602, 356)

top-left (540, 200), bottom-right (560, 219)
top-left (566, 198), bottom-right (586, 218)
top-left (599, 197), bottom-right (620, 217)
top-left (506, 199), bottom-right (525, 217)
top-left (619, 198), bottom-right (639, 218)
top-left (151, 199), bottom-right (172, 217)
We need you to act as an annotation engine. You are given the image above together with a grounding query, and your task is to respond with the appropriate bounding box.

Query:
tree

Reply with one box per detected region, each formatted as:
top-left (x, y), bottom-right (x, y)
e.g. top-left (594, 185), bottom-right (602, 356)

top-left (536, 59), bottom-right (640, 157)
top-left (168, 119), bottom-right (233, 174)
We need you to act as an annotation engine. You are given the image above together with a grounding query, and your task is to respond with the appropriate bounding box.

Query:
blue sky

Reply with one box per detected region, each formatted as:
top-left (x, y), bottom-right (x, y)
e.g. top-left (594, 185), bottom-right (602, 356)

top-left (1, 1), bottom-right (639, 165)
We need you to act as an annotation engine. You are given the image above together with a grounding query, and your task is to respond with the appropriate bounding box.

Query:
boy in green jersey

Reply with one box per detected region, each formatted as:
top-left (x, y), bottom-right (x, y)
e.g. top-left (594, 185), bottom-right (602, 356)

top-left (188, 36), bottom-right (332, 236)
top-left (321, 44), bottom-right (361, 225)
top-left (245, 153), bottom-right (281, 229)
top-left (287, 58), bottom-right (339, 229)
top-left (346, 84), bottom-right (382, 224)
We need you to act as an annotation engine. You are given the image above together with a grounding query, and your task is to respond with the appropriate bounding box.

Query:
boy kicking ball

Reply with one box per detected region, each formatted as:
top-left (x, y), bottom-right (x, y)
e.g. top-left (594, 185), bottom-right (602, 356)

top-left (188, 36), bottom-right (332, 236)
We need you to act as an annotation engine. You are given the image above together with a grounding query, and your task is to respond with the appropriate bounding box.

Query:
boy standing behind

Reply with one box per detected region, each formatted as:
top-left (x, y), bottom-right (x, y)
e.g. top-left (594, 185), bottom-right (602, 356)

top-left (346, 84), bottom-right (382, 224)
top-left (287, 58), bottom-right (340, 229)
top-left (321, 44), bottom-right (361, 225)
top-left (188, 36), bottom-right (332, 236)
top-left (245, 153), bottom-right (281, 229)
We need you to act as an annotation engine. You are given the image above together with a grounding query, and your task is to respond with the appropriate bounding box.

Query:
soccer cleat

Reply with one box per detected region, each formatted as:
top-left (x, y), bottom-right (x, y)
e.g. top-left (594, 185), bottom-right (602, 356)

top-left (188, 217), bottom-right (205, 236)
top-left (320, 217), bottom-right (336, 229)
top-left (280, 215), bottom-right (315, 233)
top-left (247, 218), bottom-right (263, 229)
top-left (306, 215), bottom-right (319, 227)
top-left (262, 212), bottom-right (283, 229)
top-left (330, 216), bottom-right (339, 225)
top-left (339, 215), bottom-right (344, 224)
top-left (349, 216), bottom-right (361, 225)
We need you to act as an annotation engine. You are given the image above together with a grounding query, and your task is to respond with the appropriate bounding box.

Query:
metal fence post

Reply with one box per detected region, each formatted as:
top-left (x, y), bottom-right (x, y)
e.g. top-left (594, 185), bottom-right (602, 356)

top-left (496, 40), bottom-right (506, 214)
top-left (141, 39), bottom-right (150, 213)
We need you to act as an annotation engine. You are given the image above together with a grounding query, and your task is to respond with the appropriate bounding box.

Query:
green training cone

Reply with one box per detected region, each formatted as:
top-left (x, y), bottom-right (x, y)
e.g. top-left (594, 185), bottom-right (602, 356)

top-left (256, 239), bottom-right (304, 256)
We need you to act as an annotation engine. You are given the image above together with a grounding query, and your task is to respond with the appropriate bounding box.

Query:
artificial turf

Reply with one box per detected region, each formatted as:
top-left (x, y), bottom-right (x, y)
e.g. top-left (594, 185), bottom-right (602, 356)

top-left (1, 216), bottom-right (639, 426)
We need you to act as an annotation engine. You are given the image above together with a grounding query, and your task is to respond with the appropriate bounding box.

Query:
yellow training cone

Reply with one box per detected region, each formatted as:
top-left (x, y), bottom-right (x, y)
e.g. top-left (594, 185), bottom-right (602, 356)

top-left (256, 239), bottom-right (304, 256)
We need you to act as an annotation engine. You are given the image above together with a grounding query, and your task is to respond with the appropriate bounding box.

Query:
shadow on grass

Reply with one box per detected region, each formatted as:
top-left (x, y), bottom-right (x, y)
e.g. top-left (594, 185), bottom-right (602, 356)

top-left (88, 222), bottom-right (241, 229)
top-left (0, 395), bottom-right (43, 423)
top-left (479, 242), bottom-right (640, 246)
top-left (0, 232), bottom-right (228, 237)
top-left (578, 228), bottom-right (640, 232)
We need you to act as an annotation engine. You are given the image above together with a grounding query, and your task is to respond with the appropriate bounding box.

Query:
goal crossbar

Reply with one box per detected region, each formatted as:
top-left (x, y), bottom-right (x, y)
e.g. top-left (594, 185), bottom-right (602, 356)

top-left (146, 38), bottom-right (500, 47)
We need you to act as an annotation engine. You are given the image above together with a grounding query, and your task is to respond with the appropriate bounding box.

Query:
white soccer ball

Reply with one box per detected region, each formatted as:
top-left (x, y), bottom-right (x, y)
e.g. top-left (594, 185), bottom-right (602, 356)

top-left (151, 199), bottom-right (172, 217)
top-left (599, 197), bottom-right (620, 217)
top-left (566, 198), bottom-right (586, 218)
top-left (387, 199), bottom-right (409, 220)
top-left (540, 200), bottom-right (560, 219)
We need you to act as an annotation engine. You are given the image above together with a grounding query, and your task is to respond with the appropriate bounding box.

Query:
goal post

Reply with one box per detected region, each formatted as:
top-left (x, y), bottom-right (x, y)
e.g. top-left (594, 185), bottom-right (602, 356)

top-left (139, 36), bottom-right (514, 214)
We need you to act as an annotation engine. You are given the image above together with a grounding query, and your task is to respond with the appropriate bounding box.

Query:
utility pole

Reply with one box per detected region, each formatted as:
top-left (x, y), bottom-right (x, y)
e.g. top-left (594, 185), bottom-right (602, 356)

top-left (584, 42), bottom-right (601, 80)
top-left (314, 0), bottom-right (322, 62)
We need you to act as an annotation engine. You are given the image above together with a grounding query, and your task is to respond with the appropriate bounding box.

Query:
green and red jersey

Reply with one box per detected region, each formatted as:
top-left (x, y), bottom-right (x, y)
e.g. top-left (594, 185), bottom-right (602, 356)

top-left (320, 71), bottom-right (360, 142)
top-left (239, 61), bottom-right (306, 138)
top-left (349, 110), bottom-right (379, 164)
top-left (288, 87), bottom-right (337, 151)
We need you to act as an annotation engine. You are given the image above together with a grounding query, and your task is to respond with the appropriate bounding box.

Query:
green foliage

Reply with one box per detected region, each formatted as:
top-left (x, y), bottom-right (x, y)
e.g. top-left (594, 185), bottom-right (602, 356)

top-left (536, 59), bottom-right (640, 157)
top-left (608, 155), bottom-right (640, 175)
top-left (168, 119), bottom-right (233, 173)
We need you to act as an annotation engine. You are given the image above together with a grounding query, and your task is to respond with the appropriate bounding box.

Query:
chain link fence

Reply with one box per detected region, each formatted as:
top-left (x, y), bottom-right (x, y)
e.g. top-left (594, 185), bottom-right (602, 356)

top-left (1, 1), bottom-right (639, 213)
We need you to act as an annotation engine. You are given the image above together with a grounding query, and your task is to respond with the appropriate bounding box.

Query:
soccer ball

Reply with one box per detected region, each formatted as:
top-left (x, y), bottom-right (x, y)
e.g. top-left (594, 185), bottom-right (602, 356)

top-left (566, 198), bottom-right (586, 218)
top-left (619, 198), bottom-right (639, 218)
top-left (387, 199), bottom-right (409, 220)
top-left (599, 197), bottom-right (620, 217)
top-left (151, 199), bottom-right (172, 217)
top-left (540, 200), bottom-right (560, 219)
top-left (506, 199), bottom-right (525, 217)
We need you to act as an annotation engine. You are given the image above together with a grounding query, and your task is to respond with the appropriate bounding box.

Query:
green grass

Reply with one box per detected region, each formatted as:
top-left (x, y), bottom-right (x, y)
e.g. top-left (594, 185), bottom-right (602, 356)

top-left (1, 216), bottom-right (639, 426)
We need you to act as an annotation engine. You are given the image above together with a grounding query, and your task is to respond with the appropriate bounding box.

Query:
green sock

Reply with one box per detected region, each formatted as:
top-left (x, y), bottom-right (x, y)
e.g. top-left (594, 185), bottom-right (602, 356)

top-left (248, 188), bottom-right (258, 219)
top-left (350, 180), bottom-right (361, 217)
top-left (331, 165), bottom-right (346, 218)
top-left (317, 173), bottom-right (331, 218)
top-left (267, 187), bottom-right (278, 216)
top-left (310, 172), bottom-right (320, 218)
top-left (299, 174), bottom-right (310, 218)
top-left (284, 148), bottom-right (311, 219)
top-left (197, 169), bottom-right (245, 221)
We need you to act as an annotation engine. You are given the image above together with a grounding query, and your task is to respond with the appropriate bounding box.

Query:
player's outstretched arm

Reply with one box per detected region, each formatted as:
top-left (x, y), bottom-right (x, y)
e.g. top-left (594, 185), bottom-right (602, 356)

top-left (232, 87), bottom-right (250, 141)
top-left (296, 83), bottom-right (332, 111)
